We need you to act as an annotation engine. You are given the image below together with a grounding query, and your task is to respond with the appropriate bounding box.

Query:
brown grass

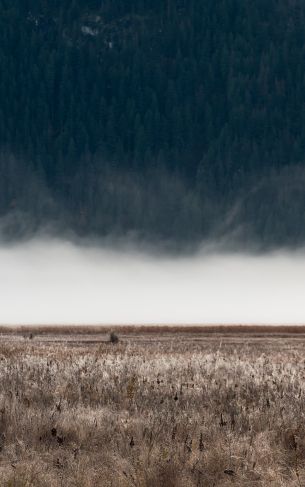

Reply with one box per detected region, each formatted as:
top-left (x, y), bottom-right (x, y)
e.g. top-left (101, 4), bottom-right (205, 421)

top-left (2, 323), bottom-right (305, 336)
top-left (0, 330), bottom-right (304, 486)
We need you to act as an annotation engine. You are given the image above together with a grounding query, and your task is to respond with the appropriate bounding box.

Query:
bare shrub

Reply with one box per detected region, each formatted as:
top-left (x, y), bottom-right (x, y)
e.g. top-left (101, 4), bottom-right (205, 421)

top-left (109, 331), bottom-right (119, 344)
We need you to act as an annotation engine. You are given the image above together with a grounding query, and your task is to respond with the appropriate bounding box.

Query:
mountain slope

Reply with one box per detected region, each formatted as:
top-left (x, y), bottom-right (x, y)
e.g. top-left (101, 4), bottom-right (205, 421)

top-left (1, 0), bottom-right (305, 247)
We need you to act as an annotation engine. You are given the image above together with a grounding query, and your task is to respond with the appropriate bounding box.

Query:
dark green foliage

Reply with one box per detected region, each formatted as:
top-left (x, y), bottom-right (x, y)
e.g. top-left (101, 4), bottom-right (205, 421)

top-left (1, 0), bottom-right (305, 247)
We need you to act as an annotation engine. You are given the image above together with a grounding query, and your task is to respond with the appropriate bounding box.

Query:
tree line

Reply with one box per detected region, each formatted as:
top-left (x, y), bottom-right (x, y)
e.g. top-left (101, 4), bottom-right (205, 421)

top-left (1, 0), bottom-right (305, 247)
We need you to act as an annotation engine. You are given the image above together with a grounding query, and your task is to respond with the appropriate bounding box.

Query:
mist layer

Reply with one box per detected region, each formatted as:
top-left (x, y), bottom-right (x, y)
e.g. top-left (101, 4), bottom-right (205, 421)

top-left (1, 240), bottom-right (305, 325)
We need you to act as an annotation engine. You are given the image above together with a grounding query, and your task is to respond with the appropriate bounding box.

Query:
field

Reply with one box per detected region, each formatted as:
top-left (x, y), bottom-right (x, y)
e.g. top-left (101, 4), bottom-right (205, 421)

top-left (0, 326), bottom-right (305, 486)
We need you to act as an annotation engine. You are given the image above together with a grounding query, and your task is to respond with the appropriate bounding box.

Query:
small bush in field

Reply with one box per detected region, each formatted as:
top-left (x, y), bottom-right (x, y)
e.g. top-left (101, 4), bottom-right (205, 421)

top-left (109, 331), bottom-right (119, 344)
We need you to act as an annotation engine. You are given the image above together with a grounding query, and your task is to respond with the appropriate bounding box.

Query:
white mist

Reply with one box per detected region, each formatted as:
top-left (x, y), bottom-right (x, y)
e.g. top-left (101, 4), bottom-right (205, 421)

top-left (1, 239), bottom-right (305, 325)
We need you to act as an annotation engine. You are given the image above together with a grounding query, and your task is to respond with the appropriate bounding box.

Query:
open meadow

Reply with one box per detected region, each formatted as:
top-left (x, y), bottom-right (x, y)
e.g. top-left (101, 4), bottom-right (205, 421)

top-left (0, 326), bottom-right (305, 486)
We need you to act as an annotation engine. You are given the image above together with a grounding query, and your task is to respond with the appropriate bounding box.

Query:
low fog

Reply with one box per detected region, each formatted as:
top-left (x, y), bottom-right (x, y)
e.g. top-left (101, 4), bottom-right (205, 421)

top-left (1, 239), bottom-right (305, 325)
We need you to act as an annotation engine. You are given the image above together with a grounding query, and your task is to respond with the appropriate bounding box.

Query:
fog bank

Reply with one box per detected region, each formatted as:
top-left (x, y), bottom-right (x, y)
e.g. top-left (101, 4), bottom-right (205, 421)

top-left (1, 239), bottom-right (305, 325)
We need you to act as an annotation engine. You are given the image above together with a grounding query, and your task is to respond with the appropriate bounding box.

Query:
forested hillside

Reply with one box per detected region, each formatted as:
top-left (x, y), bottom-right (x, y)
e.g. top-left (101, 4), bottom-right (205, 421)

top-left (1, 0), bottom-right (305, 247)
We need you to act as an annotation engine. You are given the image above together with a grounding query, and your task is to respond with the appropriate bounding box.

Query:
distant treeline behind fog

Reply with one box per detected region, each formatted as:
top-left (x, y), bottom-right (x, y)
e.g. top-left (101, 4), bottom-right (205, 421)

top-left (1, 0), bottom-right (305, 248)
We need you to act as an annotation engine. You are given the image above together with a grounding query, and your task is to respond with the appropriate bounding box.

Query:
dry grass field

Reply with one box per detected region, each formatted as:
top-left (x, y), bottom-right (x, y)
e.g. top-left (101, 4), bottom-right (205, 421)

top-left (0, 326), bottom-right (305, 486)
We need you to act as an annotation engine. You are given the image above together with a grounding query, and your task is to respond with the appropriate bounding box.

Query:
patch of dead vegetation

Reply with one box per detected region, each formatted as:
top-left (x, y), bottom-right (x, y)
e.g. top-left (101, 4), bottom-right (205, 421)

top-left (0, 334), bottom-right (304, 485)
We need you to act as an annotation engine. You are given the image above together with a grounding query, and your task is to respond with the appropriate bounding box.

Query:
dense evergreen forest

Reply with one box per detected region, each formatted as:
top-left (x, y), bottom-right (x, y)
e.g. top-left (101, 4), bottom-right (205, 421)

top-left (1, 0), bottom-right (305, 247)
